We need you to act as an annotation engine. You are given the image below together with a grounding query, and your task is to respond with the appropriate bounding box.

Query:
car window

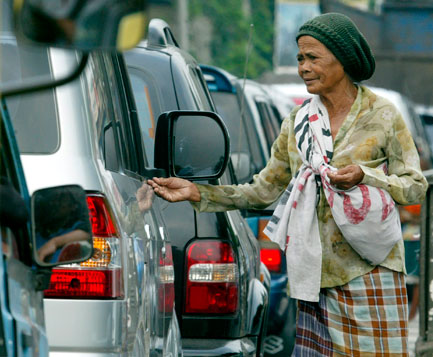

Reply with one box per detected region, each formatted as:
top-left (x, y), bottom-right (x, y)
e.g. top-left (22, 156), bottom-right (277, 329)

top-left (271, 103), bottom-right (284, 124)
top-left (212, 92), bottom-right (250, 154)
top-left (241, 103), bottom-right (267, 172)
top-left (128, 70), bottom-right (157, 167)
top-left (2, 40), bottom-right (59, 154)
top-left (102, 54), bottom-right (139, 174)
top-left (212, 91), bottom-right (265, 175)
top-left (187, 66), bottom-right (213, 111)
top-left (85, 54), bottom-right (121, 172)
top-left (422, 115), bottom-right (433, 154)
top-left (269, 104), bottom-right (283, 131)
top-left (256, 100), bottom-right (279, 150)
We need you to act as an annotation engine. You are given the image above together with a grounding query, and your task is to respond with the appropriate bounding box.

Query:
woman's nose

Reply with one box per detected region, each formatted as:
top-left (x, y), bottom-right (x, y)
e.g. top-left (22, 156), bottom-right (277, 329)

top-left (299, 61), bottom-right (311, 73)
top-left (298, 64), bottom-right (310, 78)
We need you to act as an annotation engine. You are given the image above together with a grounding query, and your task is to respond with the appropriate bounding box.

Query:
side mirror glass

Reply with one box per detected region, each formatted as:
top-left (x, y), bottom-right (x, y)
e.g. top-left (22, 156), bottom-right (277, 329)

top-left (231, 152), bottom-right (252, 183)
top-left (31, 185), bottom-right (93, 267)
top-left (173, 115), bottom-right (227, 178)
top-left (154, 111), bottom-right (230, 180)
top-left (14, 0), bottom-right (148, 51)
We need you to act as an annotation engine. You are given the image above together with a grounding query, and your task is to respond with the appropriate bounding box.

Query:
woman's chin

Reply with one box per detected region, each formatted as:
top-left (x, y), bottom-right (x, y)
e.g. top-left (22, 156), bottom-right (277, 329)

top-left (305, 85), bottom-right (318, 94)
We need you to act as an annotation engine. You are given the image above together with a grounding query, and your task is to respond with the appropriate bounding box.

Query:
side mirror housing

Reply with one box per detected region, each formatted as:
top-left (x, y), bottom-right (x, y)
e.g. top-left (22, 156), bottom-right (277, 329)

top-left (154, 111), bottom-right (230, 181)
top-left (31, 185), bottom-right (93, 267)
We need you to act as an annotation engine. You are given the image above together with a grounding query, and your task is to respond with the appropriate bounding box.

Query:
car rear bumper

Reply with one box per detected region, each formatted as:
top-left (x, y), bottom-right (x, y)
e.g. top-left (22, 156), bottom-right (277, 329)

top-left (182, 337), bottom-right (257, 356)
top-left (45, 299), bottom-right (126, 352)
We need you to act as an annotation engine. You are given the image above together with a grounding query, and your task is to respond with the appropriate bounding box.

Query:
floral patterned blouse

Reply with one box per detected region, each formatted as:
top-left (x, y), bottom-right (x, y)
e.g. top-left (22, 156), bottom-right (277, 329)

top-left (192, 85), bottom-right (428, 288)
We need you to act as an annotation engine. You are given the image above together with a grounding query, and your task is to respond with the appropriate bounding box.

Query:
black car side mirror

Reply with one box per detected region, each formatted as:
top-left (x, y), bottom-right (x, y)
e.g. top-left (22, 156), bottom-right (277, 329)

top-left (31, 185), bottom-right (93, 267)
top-left (154, 111), bottom-right (230, 180)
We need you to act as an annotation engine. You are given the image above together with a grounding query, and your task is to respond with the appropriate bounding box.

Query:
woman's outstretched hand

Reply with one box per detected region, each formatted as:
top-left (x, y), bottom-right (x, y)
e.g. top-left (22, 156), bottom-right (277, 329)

top-left (327, 164), bottom-right (364, 190)
top-left (147, 177), bottom-right (201, 203)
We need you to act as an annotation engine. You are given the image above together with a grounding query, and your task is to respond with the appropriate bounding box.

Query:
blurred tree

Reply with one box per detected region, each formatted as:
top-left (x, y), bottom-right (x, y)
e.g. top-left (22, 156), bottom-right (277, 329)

top-left (188, 0), bottom-right (274, 79)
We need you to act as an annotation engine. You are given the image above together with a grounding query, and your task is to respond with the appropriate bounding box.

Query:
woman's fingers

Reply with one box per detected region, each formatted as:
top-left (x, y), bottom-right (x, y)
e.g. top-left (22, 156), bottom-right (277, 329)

top-left (148, 177), bottom-right (169, 188)
top-left (146, 177), bottom-right (201, 203)
top-left (327, 165), bottom-right (364, 189)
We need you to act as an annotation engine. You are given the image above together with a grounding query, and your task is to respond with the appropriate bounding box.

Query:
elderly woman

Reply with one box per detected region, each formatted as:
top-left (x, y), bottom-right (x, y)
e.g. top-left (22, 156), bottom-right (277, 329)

top-left (149, 13), bottom-right (427, 356)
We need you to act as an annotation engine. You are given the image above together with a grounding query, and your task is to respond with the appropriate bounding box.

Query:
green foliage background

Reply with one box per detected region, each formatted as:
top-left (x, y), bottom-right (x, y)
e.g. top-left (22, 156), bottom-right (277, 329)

top-left (188, 0), bottom-right (275, 79)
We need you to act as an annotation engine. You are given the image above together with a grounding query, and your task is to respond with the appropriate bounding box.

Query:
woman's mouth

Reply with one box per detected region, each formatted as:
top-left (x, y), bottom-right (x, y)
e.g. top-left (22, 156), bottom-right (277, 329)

top-left (304, 78), bottom-right (316, 85)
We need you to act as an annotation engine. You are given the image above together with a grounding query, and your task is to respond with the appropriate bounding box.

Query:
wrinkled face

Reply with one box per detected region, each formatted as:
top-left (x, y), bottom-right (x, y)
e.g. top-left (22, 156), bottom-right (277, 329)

top-left (297, 36), bottom-right (347, 95)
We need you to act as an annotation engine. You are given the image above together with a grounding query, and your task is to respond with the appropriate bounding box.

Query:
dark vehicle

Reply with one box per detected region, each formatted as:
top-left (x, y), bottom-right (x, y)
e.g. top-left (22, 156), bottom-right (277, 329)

top-left (200, 64), bottom-right (297, 355)
top-left (125, 19), bottom-right (270, 356)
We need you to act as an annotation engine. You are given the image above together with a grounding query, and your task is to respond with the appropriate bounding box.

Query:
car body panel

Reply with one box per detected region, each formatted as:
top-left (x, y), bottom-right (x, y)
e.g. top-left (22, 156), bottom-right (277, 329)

top-left (45, 300), bottom-right (126, 349)
top-left (125, 31), bottom-right (269, 355)
top-left (7, 43), bottom-right (182, 356)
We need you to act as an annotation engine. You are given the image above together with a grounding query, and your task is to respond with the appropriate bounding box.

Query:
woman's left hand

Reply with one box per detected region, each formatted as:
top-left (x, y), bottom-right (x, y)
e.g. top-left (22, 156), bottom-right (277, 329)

top-left (327, 164), bottom-right (364, 190)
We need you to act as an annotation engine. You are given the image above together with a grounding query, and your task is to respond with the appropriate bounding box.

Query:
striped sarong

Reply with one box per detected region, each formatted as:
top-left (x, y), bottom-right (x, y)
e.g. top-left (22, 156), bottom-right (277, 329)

top-left (292, 267), bottom-right (408, 356)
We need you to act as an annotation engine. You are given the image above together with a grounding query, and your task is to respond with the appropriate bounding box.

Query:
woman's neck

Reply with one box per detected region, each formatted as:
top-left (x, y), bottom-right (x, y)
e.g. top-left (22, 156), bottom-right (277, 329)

top-left (319, 81), bottom-right (358, 140)
top-left (319, 82), bottom-right (358, 120)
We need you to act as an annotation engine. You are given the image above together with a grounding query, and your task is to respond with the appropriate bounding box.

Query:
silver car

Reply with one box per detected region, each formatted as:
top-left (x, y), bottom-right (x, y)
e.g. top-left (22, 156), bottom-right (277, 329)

top-left (5, 42), bottom-right (182, 356)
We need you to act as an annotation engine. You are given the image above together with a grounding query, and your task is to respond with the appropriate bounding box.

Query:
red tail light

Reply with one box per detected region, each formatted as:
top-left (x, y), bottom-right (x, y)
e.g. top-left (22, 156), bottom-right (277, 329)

top-left (158, 244), bottom-right (175, 313)
top-left (44, 194), bottom-right (123, 299)
top-left (44, 269), bottom-right (122, 298)
top-left (86, 196), bottom-right (117, 237)
top-left (185, 240), bottom-right (238, 314)
top-left (260, 248), bottom-right (282, 273)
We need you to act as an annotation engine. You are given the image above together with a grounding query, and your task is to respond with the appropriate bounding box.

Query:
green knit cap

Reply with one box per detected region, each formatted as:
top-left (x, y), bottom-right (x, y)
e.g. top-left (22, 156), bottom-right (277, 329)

top-left (296, 13), bottom-right (375, 82)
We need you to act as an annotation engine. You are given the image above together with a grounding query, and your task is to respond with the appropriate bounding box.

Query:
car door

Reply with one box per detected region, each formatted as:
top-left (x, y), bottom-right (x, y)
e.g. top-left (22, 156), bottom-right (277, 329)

top-left (107, 53), bottom-right (179, 353)
top-left (0, 102), bottom-right (49, 357)
top-left (127, 52), bottom-right (268, 342)
top-left (86, 52), bottom-right (174, 353)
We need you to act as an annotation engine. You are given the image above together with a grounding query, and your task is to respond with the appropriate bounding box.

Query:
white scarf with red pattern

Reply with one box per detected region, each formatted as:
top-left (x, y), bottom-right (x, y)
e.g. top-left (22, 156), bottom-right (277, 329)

top-left (264, 96), bottom-right (401, 302)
